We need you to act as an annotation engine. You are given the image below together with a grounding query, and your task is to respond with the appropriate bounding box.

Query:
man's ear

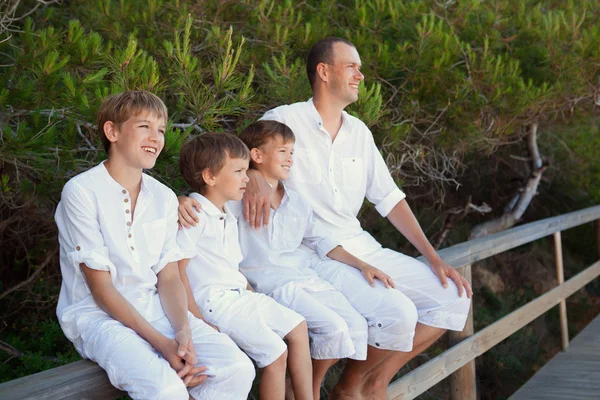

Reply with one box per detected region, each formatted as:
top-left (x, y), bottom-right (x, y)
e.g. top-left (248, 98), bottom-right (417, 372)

top-left (104, 121), bottom-right (118, 144)
top-left (316, 62), bottom-right (329, 83)
top-left (202, 168), bottom-right (216, 187)
top-left (250, 148), bottom-right (263, 164)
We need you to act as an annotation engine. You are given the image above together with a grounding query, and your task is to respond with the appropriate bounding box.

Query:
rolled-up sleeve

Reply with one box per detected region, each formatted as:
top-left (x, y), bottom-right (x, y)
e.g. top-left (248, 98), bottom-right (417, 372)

top-left (153, 193), bottom-right (184, 274)
top-left (56, 181), bottom-right (116, 273)
top-left (301, 209), bottom-right (340, 259)
top-left (363, 128), bottom-right (406, 217)
top-left (176, 216), bottom-right (203, 260)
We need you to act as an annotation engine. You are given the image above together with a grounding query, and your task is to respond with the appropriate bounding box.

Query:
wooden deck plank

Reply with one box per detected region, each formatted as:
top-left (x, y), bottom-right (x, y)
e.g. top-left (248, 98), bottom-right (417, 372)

top-left (509, 315), bottom-right (600, 400)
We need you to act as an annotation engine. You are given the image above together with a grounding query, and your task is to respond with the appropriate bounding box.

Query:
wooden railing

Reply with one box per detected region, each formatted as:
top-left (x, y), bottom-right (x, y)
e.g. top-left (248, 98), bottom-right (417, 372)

top-left (1, 206), bottom-right (599, 399)
top-left (387, 205), bottom-right (600, 400)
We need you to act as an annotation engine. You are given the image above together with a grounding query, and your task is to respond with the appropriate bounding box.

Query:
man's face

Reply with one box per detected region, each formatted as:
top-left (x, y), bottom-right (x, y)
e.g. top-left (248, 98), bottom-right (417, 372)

top-left (324, 42), bottom-right (364, 105)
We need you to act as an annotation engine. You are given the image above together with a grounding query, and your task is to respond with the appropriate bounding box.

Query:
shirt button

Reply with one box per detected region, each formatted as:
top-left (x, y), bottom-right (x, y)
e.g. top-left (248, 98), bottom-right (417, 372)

top-left (127, 222), bottom-right (131, 226)
top-left (124, 198), bottom-right (129, 203)
top-left (128, 234), bottom-right (132, 238)
top-left (375, 342), bottom-right (380, 347)
top-left (125, 209), bottom-right (130, 214)
top-left (377, 323), bottom-right (382, 328)
top-left (122, 189), bottom-right (127, 194)
top-left (130, 246), bottom-right (134, 250)
top-left (209, 309), bottom-right (212, 313)
top-left (76, 246), bottom-right (81, 251)
top-left (219, 216), bottom-right (224, 220)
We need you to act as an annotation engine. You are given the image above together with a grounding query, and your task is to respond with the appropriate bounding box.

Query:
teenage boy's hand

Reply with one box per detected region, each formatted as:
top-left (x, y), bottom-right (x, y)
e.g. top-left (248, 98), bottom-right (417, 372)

top-left (429, 259), bottom-right (473, 298)
top-left (360, 264), bottom-right (395, 289)
top-left (177, 196), bottom-right (201, 228)
top-left (243, 169), bottom-right (272, 229)
top-left (158, 330), bottom-right (202, 379)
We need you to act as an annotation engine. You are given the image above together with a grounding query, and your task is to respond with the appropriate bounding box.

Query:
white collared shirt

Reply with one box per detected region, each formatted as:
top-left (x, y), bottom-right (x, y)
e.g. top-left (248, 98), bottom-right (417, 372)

top-left (55, 162), bottom-right (183, 341)
top-left (261, 98), bottom-right (406, 256)
top-left (230, 185), bottom-right (339, 294)
top-left (176, 193), bottom-right (248, 304)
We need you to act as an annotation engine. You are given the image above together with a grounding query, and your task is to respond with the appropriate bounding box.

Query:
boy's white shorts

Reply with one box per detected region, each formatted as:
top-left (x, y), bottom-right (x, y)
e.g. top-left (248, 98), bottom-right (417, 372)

top-left (200, 289), bottom-right (305, 368)
top-left (74, 313), bottom-right (255, 400)
top-left (271, 277), bottom-right (368, 360)
top-left (310, 247), bottom-right (471, 352)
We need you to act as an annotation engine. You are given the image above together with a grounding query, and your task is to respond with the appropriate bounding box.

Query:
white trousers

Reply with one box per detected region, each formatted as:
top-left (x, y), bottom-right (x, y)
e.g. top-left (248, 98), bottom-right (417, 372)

top-left (76, 313), bottom-right (255, 400)
top-left (311, 247), bottom-right (471, 352)
top-left (271, 277), bottom-right (368, 360)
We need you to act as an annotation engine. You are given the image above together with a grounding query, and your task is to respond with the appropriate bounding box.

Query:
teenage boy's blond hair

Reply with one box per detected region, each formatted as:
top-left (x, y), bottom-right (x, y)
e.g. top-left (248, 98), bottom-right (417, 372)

top-left (179, 132), bottom-right (250, 194)
top-left (96, 91), bottom-right (168, 154)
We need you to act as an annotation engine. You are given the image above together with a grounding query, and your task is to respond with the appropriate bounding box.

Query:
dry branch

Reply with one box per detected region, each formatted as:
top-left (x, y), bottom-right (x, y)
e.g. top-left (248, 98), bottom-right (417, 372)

top-left (0, 248), bottom-right (57, 301)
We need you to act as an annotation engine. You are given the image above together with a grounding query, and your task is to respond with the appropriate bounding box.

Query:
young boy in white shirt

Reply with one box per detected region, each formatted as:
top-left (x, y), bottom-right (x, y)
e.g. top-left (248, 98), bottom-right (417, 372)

top-left (176, 132), bottom-right (313, 400)
top-left (234, 120), bottom-right (396, 400)
top-left (54, 91), bottom-right (255, 400)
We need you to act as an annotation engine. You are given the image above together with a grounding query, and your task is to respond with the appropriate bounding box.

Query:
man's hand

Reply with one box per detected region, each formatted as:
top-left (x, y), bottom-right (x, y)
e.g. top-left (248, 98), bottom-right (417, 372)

top-left (360, 264), bottom-right (395, 288)
top-left (177, 196), bottom-right (201, 229)
top-left (429, 259), bottom-right (473, 298)
top-left (243, 169), bottom-right (272, 229)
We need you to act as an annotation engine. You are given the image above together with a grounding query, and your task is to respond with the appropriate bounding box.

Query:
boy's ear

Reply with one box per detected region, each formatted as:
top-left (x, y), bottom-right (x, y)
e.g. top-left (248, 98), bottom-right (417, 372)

top-left (201, 168), bottom-right (216, 187)
top-left (250, 148), bottom-right (263, 164)
top-left (104, 121), bottom-right (118, 144)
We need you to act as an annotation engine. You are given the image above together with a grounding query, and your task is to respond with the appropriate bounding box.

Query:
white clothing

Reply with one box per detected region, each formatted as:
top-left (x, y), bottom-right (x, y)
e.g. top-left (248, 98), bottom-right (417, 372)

top-left (55, 161), bottom-right (182, 340)
top-left (76, 312), bottom-right (254, 400)
top-left (230, 187), bottom-right (338, 294)
top-left (177, 193), bottom-right (305, 367)
top-left (261, 99), bottom-right (406, 257)
top-left (271, 278), bottom-right (368, 360)
top-left (201, 288), bottom-right (305, 368)
top-left (55, 162), bottom-right (254, 400)
top-left (310, 248), bottom-right (471, 351)
top-left (262, 99), bottom-right (471, 343)
top-left (176, 193), bottom-right (248, 305)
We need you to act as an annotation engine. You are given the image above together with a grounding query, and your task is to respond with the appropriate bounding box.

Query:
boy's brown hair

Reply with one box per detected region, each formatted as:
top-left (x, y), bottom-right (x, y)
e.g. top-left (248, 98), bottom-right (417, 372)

top-left (239, 120), bottom-right (295, 168)
top-left (179, 132), bottom-right (250, 194)
top-left (96, 91), bottom-right (168, 154)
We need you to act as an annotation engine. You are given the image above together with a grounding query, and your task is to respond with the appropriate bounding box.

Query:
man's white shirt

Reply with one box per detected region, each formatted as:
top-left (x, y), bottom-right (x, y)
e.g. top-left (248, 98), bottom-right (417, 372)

top-left (176, 193), bottom-right (248, 305)
top-left (261, 98), bottom-right (406, 256)
top-left (55, 162), bottom-right (182, 341)
top-left (230, 185), bottom-right (339, 295)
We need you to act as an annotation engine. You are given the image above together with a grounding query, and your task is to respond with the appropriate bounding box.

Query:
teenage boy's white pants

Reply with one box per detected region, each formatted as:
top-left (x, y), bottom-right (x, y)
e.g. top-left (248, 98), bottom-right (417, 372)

top-left (310, 247), bottom-right (472, 352)
top-left (74, 313), bottom-right (255, 400)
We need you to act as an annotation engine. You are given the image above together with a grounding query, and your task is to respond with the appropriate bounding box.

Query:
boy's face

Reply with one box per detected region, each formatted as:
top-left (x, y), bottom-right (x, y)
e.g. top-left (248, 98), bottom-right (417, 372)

top-left (253, 136), bottom-right (294, 181)
top-left (106, 111), bottom-right (166, 170)
top-left (212, 156), bottom-right (250, 202)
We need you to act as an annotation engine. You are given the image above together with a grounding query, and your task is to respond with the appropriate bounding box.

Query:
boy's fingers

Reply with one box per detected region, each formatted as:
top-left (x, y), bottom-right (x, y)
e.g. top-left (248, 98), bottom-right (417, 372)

top-left (186, 372), bottom-right (209, 388)
top-left (388, 277), bottom-right (396, 289)
top-left (177, 359), bottom-right (193, 378)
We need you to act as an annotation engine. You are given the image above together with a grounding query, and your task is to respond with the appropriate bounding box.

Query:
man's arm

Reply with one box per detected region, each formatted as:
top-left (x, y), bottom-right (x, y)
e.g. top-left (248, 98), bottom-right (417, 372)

top-left (386, 199), bottom-right (472, 298)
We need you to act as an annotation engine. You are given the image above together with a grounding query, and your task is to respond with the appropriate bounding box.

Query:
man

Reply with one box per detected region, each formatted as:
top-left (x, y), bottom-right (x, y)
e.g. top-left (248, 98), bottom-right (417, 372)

top-left (180, 37), bottom-right (472, 400)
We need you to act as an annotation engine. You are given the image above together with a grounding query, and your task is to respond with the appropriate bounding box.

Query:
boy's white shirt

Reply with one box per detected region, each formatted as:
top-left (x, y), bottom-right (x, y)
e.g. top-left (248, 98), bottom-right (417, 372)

top-left (55, 161), bottom-right (183, 341)
top-left (176, 193), bottom-right (248, 305)
top-left (231, 185), bottom-right (339, 295)
top-left (260, 98), bottom-right (406, 256)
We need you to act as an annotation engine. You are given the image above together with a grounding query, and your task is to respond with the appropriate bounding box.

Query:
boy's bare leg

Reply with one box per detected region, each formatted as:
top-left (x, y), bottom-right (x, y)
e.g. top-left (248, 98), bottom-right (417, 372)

top-left (260, 350), bottom-right (288, 400)
top-left (332, 324), bottom-right (445, 399)
top-left (312, 358), bottom-right (338, 400)
top-left (285, 321), bottom-right (314, 400)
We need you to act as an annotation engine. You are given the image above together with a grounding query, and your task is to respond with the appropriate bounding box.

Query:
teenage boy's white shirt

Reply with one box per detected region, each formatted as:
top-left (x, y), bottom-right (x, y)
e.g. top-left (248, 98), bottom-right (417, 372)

top-left (260, 98), bottom-right (406, 257)
top-left (229, 185), bottom-right (339, 294)
top-left (176, 193), bottom-right (248, 305)
top-left (55, 161), bottom-right (183, 342)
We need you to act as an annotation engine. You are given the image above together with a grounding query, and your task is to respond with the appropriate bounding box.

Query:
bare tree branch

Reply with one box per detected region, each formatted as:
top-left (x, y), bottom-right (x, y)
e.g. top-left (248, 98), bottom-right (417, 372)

top-left (0, 248), bottom-right (57, 301)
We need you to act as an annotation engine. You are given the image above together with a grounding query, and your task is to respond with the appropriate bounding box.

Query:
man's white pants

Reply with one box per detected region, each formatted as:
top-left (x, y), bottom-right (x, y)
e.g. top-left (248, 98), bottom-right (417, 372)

top-left (271, 276), bottom-right (368, 360)
top-left (75, 313), bottom-right (255, 400)
top-left (310, 247), bottom-right (471, 352)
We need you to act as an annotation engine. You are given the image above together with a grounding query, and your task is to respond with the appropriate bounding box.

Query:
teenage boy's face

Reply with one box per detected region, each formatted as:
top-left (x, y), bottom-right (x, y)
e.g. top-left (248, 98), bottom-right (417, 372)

top-left (255, 136), bottom-right (294, 181)
top-left (213, 156), bottom-right (250, 202)
top-left (110, 112), bottom-right (166, 170)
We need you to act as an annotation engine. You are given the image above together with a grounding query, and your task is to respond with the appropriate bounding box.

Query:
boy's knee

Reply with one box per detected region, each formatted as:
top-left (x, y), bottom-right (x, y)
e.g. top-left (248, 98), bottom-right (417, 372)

top-left (381, 291), bottom-right (418, 331)
top-left (287, 320), bottom-right (308, 342)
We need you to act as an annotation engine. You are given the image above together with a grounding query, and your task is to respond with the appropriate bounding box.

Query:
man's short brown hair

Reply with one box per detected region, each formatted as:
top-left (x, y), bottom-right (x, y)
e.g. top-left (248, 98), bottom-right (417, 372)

top-left (96, 91), bottom-right (168, 153)
top-left (179, 132), bottom-right (250, 194)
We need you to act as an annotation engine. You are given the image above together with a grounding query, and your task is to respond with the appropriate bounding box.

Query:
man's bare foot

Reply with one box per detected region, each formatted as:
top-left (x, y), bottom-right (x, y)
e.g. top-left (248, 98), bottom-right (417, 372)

top-left (330, 383), bottom-right (362, 400)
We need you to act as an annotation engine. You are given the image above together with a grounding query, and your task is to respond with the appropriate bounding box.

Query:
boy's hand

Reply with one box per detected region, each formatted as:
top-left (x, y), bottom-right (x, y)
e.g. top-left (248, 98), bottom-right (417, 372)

top-left (360, 264), bottom-right (395, 288)
top-left (203, 320), bottom-right (220, 332)
top-left (243, 169), bottom-right (272, 229)
top-left (177, 196), bottom-right (201, 228)
top-left (158, 330), bottom-right (198, 377)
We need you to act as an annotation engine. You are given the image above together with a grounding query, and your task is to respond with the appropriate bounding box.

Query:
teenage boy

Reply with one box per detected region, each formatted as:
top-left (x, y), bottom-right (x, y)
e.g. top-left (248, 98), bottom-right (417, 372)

top-left (234, 120), bottom-right (399, 400)
top-left (55, 91), bottom-right (254, 400)
top-left (176, 132), bottom-right (314, 400)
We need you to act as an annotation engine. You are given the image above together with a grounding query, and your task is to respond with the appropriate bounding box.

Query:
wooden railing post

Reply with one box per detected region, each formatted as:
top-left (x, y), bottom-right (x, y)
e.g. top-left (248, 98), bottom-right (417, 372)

top-left (596, 219), bottom-right (600, 259)
top-left (449, 264), bottom-right (477, 400)
top-left (553, 231), bottom-right (569, 351)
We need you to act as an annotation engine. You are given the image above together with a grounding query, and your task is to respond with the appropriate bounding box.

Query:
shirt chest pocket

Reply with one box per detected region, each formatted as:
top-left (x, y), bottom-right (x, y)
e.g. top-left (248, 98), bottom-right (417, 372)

top-left (142, 219), bottom-right (167, 261)
top-left (341, 156), bottom-right (364, 191)
top-left (280, 215), bottom-right (306, 249)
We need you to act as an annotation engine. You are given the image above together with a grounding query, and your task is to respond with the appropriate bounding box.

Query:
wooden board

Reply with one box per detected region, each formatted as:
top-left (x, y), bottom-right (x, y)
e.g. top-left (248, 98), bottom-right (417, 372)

top-left (509, 316), bottom-right (600, 399)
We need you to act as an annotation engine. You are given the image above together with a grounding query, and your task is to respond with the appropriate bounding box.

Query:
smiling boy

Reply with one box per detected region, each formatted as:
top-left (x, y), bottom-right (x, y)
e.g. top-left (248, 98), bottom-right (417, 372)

top-left (176, 132), bottom-right (314, 400)
top-left (55, 91), bottom-right (254, 400)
